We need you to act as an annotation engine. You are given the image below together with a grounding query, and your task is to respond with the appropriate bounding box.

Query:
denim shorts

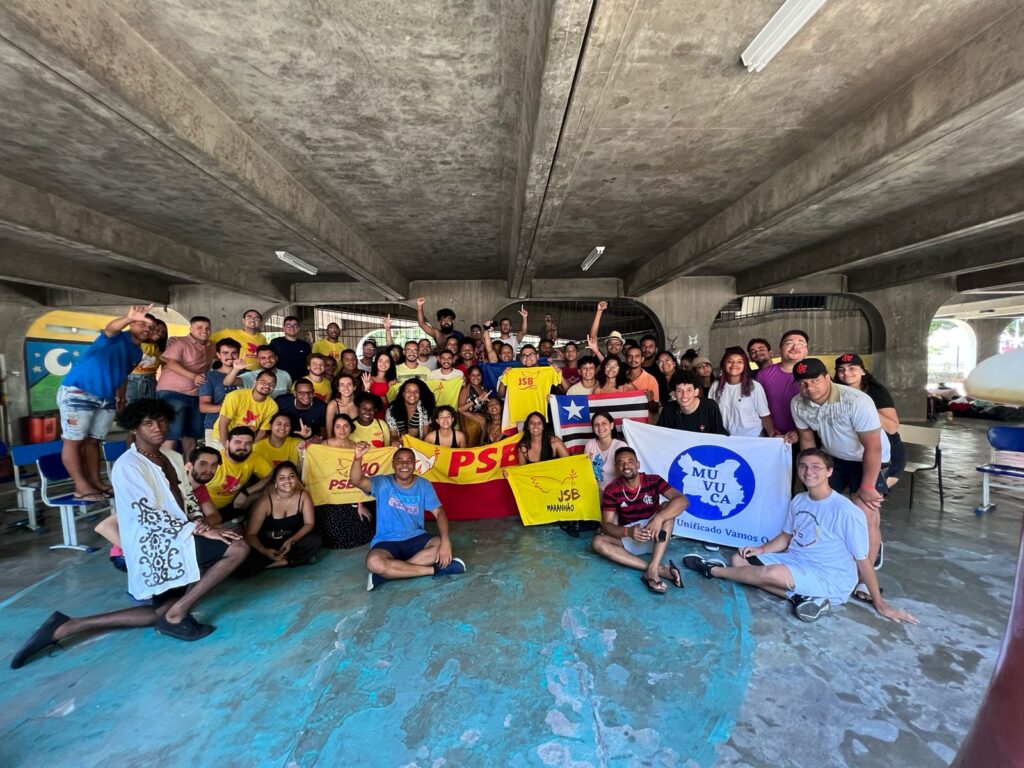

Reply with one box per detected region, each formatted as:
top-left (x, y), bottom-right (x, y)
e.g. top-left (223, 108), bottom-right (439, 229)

top-left (156, 390), bottom-right (204, 440)
top-left (124, 373), bottom-right (157, 404)
top-left (56, 385), bottom-right (116, 441)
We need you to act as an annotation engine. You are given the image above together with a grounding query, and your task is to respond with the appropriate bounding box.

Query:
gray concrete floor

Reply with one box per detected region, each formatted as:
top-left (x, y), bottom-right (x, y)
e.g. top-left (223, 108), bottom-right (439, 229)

top-left (0, 419), bottom-right (1018, 767)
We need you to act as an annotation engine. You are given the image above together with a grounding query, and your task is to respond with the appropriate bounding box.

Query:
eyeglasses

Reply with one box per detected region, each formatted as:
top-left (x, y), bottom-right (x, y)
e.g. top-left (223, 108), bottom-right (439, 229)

top-left (284, 322), bottom-right (300, 328)
top-left (797, 464), bottom-right (828, 473)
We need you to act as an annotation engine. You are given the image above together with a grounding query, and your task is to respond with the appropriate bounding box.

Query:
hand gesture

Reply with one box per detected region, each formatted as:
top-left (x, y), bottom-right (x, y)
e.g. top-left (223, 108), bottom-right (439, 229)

top-left (383, 314), bottom-right (392, 331)
top-left (596, 300), bottom-right (608, 313)
top-left (416, 297), bottom-right (426, 308)
top-left (353, 441), bottom-right (371, 460)
top-left (231, 357), bottom-right (248, 371)
top-left (127, 304), bottom-right (155, 323)
top-left (361, 372), bottom-right (372, 390)
top-left (586, 334), bottom-right (600, 353)
top-left (297, 418), bottom-right (312, 439)
top-left (518, 304), bottom-right (528, 319)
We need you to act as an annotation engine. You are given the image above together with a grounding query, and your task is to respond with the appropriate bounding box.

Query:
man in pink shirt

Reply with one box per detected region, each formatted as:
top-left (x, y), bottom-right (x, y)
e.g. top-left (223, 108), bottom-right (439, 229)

top-left (157, 315), bottom-right (214, 456)
top-left (755, 329), bottom-right (807, 443)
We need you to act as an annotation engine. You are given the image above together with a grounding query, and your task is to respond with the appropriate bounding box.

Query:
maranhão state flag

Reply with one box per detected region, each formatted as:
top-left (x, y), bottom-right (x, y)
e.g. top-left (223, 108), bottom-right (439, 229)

top-left (549, 390), bottom-right (649, 453)
top-left (504, 454), bottom-right (601, 525)
top-left (402, 433), bottom-right (522, 520)
top-left (622, 420), bottom-right (791, 549)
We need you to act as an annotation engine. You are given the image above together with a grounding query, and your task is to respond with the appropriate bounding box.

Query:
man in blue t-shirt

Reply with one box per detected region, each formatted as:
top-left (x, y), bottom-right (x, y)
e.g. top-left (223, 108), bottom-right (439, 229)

top-left (682, 448), bottom-right (918, 625)
top-left (349, 443), bottom-right (466, 591)
top-left (57, 304), bottom-right (154, 501)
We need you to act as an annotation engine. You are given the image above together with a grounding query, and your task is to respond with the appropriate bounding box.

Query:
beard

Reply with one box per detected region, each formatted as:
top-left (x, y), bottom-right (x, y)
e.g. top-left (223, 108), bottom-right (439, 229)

top-left (440, 323), bottom-right (454, 333)
top-left (227, 448), bottom-right (250, 463)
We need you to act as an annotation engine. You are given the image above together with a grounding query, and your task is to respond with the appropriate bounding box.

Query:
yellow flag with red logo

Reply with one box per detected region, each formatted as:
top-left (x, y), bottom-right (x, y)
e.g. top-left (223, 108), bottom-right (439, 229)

top-left (503, 454), bottom-right (601, 525)
top-left (401, 433), bottom-right (520, 484)
top-left (302, 443), bottom-right (396, 504)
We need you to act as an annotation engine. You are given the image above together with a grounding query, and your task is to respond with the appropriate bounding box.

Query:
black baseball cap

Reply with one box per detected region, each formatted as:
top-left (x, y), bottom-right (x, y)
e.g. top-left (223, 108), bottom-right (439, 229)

top-left (793, 358), bottom-right (829, 381)
top-left (834, 353), bottom-right (865, 370)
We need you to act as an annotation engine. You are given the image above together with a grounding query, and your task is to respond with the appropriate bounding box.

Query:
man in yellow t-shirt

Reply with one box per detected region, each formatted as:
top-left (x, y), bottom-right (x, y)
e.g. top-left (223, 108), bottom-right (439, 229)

top-left (215, 370), bottom-right (279, 445)
top-left (207, 427), bottom-right (274, 513)
top-left (252, 413), bottom-right (303, 468)
top-left (210, 309), bottom-right (268, 370)
top-left (498, 344), bottom-right (563, 426)
top-left (298, 353), bottom-right (333, 402)
top-left (312, 322), bottom-right (346, 365)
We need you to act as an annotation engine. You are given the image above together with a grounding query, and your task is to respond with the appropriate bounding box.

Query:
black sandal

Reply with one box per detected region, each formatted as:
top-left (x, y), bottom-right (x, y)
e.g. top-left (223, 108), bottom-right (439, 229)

top-left (851, 585), bottom-right (884, 604)
top-left (640, 575), bottom-right (667, 595)
top-left (667, 560), bottom-right (684, 589)
top-left (11, 611), bottom-right (70, 669)
top-left (155, 614), bottom-right (215, 642)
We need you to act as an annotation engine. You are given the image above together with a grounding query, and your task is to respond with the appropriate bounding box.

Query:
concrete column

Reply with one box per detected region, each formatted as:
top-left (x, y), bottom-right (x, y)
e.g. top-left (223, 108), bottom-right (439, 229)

top-left (966, 317), bottom-right (1009, 364)
top-left (855, 279), bottom-right (957, 420)
top-left (0, 285), bottom-right (49, 437)
top-left (170, 285), bottom-right (282, 332)
top-left (636, 277), bottom-right (736, 357)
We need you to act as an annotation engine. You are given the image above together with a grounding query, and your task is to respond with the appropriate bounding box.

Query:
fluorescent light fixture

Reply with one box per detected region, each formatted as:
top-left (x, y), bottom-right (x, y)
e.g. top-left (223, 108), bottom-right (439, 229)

top-left (276, 250), bottom-right (318, 276)
top-left (581, 246), bottom-right (605, 272)
top-left (741, 0), bottom-right (828, 73)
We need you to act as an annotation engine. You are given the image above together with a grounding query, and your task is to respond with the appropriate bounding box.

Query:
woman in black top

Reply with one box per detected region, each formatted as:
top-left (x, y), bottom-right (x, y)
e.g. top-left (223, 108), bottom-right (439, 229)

top-left (517, 411), bottom-right (569, 464)
top-left (424, 405), bottom-right (467, 448)
top-left (834, 354), bottom-right (906, 486)
top-left (237, 461), bottom-right (320, 577)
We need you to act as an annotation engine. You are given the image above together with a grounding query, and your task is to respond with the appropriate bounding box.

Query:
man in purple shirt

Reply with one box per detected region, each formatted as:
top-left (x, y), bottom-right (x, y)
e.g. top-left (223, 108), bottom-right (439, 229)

top-left (755, 329), bottom-right (808, 443)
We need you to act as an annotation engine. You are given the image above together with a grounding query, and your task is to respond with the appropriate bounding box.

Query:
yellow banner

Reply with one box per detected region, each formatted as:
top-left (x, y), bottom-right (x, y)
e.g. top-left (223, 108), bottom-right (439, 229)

top-left (386, 378), bottom-right (462, 408)
top-left (402, 433), bottom-right (521, 484)
top-left (504, 455), bottom-right (601, 525)
top-left (302, 443), bottom-right (396, 505)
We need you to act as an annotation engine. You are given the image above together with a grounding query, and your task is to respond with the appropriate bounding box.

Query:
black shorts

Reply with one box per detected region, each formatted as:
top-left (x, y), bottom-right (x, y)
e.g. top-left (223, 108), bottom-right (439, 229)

top-left (154, 536), bottom-right (229, 603)
top-left (370, 532), bottom-right (433, 561)
top-left (829, 457), bottom-right (889, 497)
top-left (886, 432), bottom-right (907, 478)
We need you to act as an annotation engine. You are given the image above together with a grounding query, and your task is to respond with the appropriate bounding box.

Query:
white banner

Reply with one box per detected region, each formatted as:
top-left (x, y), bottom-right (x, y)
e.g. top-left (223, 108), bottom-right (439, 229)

top-left (622, 420), bottom-right (792, 548)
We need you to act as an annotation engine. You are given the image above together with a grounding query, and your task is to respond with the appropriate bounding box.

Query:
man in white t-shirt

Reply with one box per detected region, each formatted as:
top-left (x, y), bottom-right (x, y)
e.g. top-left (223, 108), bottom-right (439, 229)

top-left (790, 357), bottom-right (890, 600)
top-left (566, 356), bottom-right (599, 396)
top-left (682, 449), bottom-right (918, 625)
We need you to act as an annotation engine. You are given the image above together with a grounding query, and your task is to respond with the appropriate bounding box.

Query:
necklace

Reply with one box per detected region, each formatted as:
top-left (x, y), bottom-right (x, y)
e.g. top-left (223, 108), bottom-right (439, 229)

top-left (620, 479), bottom-right (642, 503)
top-left (137, 447), bottom-right (162, 460)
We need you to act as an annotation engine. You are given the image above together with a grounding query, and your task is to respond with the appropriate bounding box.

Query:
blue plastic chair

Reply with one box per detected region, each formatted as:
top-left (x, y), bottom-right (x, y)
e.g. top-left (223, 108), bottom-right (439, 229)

top-left (9, 440), bottom-right (64, 532)
top-left (37, 452), bottom-right (103, 552)
top-left (976, 426), bottom-right (1024, 515)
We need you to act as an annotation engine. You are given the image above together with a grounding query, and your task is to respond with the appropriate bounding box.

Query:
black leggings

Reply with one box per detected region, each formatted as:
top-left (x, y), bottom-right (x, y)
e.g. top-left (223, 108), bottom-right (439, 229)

top-left (236, 531), bottom-right (322, 579)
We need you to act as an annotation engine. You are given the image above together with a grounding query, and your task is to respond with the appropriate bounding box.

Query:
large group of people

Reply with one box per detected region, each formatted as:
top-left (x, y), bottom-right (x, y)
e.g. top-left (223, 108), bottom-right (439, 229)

top-left (11, 299), bottom-right (918, 670)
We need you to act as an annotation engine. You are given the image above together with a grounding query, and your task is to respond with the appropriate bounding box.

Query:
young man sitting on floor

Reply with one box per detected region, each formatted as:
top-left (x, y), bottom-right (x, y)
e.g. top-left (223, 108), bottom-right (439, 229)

top-left (11, 399), bottom-right (249, 669)
top-left (682, 448), bottom-right (919, 624)
top-left (591, 446), bottom-right (689, 594)
top-left (349, 443), bottom-right (466, 591)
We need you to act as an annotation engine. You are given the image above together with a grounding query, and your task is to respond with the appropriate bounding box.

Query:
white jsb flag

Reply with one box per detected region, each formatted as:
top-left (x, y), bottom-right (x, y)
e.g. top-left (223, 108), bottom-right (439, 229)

top-left (622, 420), bottom-right (792, 549)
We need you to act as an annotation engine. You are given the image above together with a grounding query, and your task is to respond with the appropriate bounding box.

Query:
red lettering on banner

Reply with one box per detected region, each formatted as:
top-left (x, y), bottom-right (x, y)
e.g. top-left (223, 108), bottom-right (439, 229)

top-left (500, 443), bottom-right (519, 467)
top-left (328, 479), bottom-right (353, 490)
top-left (476, 447), bottom-right (497, 473)
top-left (361, 462), bottom-right (380, 476)
top-left (448, 451), bottom-right (475, 477)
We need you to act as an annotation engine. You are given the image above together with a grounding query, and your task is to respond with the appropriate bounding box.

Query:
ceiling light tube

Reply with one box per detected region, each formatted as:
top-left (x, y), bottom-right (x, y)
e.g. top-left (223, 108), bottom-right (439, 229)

top-left (276, 250), bottom-right (319, 276)
top-left (581, 246), bottom-right (605, 272)
top-left (740, 0), bottom-right (828, 73)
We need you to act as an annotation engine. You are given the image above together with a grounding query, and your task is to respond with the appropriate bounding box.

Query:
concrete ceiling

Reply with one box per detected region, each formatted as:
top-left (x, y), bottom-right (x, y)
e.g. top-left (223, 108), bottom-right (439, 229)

top-left (1, 0), bottom-right (1023, 307)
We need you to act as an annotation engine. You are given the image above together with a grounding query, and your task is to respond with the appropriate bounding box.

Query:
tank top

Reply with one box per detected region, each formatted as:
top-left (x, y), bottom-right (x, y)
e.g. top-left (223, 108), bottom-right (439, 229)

top-left (519, 436), bottom-right (555, 464)
top-left (429, 430), bottom-right (458, 448)
top-left (259, 493), bottom-right (306, 541)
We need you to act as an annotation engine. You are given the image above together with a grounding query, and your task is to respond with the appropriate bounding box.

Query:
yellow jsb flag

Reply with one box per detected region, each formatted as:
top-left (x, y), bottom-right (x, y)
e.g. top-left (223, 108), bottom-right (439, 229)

top-left (302, 443), bottom-right (396, 505)
top-left (503, 455), bottom-right (601, 525)
top-left (402, 433), bottom-right (520, 484)
top-left (386, 378), bottom-right (462, 409)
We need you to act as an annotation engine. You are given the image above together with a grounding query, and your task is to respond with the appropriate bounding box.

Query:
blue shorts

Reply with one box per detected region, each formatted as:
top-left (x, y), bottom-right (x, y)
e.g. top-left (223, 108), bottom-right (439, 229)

top-left (370, 532), bottom-right (433, 561)
top-left (56, 385), bottom-right (116, 441)
top-left (157, 391), bottom-right (204, 440)
top-left (125, 373), bottom-right (157, 404)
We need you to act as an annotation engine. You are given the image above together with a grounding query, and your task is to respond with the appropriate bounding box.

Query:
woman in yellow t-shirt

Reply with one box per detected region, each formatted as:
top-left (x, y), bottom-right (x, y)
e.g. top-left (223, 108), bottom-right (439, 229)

top-left (252, 413), bottom-right (303, 469)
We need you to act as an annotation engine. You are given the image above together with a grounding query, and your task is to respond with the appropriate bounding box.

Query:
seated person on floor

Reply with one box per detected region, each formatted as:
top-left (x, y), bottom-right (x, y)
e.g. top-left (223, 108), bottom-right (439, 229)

top-left (350, 443), bottom-right (466, 592)
top-left (11, 399), bottom-right (248, 668)
top-left (682, 448), bottom-right (919, 625)
top-left (205, 426), bottom-right (274, 521)
top-left (237, 461), bottom-right (321, 578)
top-left (592, 447), bottom-right (689, 594)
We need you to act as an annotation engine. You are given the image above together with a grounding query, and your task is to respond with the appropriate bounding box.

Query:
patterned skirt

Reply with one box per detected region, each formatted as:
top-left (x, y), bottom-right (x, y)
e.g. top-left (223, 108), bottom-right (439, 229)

top-left (316, 503), bottom-right (374, 550)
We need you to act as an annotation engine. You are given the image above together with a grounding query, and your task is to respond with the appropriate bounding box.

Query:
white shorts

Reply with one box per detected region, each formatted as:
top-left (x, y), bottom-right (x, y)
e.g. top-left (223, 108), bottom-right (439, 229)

top-left (621, 518), bottom-right (655, 556)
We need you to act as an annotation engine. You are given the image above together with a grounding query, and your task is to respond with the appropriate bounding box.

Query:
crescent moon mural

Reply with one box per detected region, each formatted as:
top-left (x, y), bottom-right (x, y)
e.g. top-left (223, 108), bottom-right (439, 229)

top-left (965, 350), bottom-right (1024, 405)
top-left (43, 348), bottom-right (73, 376)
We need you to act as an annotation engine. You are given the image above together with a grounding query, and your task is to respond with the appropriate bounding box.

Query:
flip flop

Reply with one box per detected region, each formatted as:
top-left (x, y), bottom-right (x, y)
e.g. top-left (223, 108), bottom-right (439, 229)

top-left (667, 560), bottom-right (684, 589)
top-left (154, 614), bottom-right (215, 642)
top-left (640, 575), bottom-right (667, 595)
top-left (11, 611), bottom-right (70, 669)
top-left (72, 492), bottom-right (107, 502)
top-left (851, 585), bottom-right (884, 604)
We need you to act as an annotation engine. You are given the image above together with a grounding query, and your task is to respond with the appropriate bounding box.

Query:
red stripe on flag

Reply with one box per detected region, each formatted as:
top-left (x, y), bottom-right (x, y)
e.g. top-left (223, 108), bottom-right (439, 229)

top-left (429, 478), bottom-right (520, 521)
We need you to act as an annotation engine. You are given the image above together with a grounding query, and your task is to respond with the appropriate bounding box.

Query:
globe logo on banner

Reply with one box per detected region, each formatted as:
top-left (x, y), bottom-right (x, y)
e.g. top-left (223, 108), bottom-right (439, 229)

top-left (667, 445), bottom-right (755, 521)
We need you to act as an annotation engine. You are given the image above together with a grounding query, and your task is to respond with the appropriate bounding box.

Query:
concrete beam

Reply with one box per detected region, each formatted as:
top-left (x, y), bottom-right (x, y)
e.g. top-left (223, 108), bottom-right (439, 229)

top-left (957, 263), bottom-right (1024, 293)
top-left (292, 283), bottom-right (391, 305)
top-left (737, 175), bottom-right (1024, 294)
top-left (531, 277), bottom-right (621, 299)
top-left (847, 236), bottom-right (1024, 293)
top-left (629, 9), bottom-right (1024, 295)
top-left (507, 0), bottom-right (596, 298)
top-left (0, 0), bottom-right (408, 299)
top-left (0, 248), bottom-right (169, 303)
top-left (0, 174), bottom-right (285, 300)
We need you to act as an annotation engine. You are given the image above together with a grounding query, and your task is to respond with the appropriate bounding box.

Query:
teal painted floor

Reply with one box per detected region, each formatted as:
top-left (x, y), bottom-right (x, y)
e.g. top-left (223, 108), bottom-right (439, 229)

top-left (1, 522), bottom-right (754, 768)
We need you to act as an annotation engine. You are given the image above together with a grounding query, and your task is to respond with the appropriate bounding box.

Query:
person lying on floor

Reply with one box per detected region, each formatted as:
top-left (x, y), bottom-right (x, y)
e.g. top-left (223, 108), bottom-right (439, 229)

top-left (236, 461), bottom-right (321, 578)
top-left (682, 447), bottom-right (919, 625)
top-left (591, 446), bottom-right (689, 594)
top-left (11, 399), bottom-right (248, 669)
top-left (349, 443), bottom-right (466, 592)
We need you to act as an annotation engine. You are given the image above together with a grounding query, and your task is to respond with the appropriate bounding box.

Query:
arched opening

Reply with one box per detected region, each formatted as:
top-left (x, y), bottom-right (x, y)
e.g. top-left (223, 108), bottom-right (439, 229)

top-left (927, 318), bottom-right (976, 393)
top-left (490, 298), bottom-right (665, 349)
top-left (259, 302), bottom-right (418, 352)
top-left (1000, 317), bottom-right (1024, 352)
